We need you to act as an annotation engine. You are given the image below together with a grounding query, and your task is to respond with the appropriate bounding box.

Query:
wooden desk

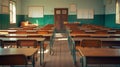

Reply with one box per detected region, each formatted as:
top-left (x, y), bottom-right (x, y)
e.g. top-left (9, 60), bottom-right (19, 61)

top-left (0, 38), bottom-right (45, 65)
top-left (84, 30), bottom-right (116, 34)
top-left (5, 34), bottom-right (52, 37)
top-left (4, 34), bottom-right (52, 42)
top-left (0, 48), bottom-right (38, 67)
top-left (8, 28), bottom-right (22, 30)
top-left (71, 33), bottom-right (120, 38)
top-left (0, 30), bottom-right (16, 34)
top-left (26, 30), bottom-right (37, 34)
top-left (78, 48), bottom-right (120, 67)
top-left (5, 34), bottom-right (27, 38)
top-left (73, 37), bottom-right (120, 47)
top-left (28, 34), bottom-right (52, 37)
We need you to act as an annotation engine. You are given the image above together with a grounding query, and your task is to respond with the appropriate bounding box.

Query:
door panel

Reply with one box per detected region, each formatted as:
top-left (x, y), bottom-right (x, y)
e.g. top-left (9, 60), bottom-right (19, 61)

top-left (54, 8), bottom-right (68, 32)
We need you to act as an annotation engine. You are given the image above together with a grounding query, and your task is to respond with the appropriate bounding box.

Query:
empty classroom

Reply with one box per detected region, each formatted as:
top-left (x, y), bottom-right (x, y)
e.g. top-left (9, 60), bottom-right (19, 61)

top-left (0, 0), bottom-right (120, 67)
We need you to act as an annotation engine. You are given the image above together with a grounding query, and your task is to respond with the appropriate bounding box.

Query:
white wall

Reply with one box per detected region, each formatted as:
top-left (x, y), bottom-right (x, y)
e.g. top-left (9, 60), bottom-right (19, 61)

top-left (20, 0), bottom-right (105, 15)
top-left (16, 0), bottom-right (22, 15)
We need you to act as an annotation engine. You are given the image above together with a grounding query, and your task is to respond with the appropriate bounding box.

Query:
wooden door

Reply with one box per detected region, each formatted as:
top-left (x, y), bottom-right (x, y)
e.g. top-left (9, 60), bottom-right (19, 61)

top-left (54, 8), bottom-right (68, 32)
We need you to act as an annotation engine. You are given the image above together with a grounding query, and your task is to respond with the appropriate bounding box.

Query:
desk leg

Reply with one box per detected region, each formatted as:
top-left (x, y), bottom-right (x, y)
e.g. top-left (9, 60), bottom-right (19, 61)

top-left (81, 56), bottom-right (87, 67)
top-left (72, 46), bottom-right (76, 64)
top-left (32, 55), bottom-right (35, 67)
top-left (49, 40), bottom-right (52, 55)
top-left (72, 40), bottom-right (76, 64)
top-left (40, 41), bottom-right (44, 65)
top-left (116, 65), bottom-right (120, 67)
top-left (49, 35), bottom-right (54, 55)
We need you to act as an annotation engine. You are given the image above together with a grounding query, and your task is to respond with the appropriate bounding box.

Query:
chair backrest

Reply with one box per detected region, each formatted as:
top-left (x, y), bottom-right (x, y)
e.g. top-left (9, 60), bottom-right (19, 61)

top-left (80, 39), bottom-right (102, 48)
top-left (94, 30), bottom-right (108, 34)
top-left (37, 30), bottom-right (49, 34)
top-left (0, 40), bottom-right (4, 48)
top-left (16, 30), bottom-right (27, 34)
top-left (115, 30), bottom-right (120, 34)
top-left (0, 54), bottom-right (27, 65)
top-left (71, 30), bottom-right (85, 34)
top-left (27, 35), bottom-right (41, 38)
top-left (22, 27), bottom-right (34, 30)
top-left (17, 40), bottom-right (37, 48)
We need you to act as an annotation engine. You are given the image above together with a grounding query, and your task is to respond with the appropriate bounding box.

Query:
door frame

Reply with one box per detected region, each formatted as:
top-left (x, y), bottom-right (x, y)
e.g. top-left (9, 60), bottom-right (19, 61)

top-left (54, 8), bottom-right (68, 32)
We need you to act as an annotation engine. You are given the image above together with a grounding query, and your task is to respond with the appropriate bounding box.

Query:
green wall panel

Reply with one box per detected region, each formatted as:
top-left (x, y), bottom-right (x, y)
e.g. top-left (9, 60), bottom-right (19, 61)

top-left (27, 15), bottom-right (54, 27)
top-left (44, 15), bottom-right (54, 25)
top-left (16, 15), bottom-right (25, 27)
top-left (0, 14), bottom-right (24, 29)
top-left (0, 14), bottom-right (9, 29)
top-left (68, 15), bottom-right (77, 23)
top-left (68, 15), bottom-right (105, 26)
top-left (28, 17), bottom-right (44, 27)
top-left (93, 15), bottom-right (105, 25)
top-left (16, 14), bottom-right (105, 27)
top-left (0, 14), bottom-right (2, 29)
top-left (0, 14), bottom-right (106, 29)
top-left (105, 14), bottom-right (120, 29)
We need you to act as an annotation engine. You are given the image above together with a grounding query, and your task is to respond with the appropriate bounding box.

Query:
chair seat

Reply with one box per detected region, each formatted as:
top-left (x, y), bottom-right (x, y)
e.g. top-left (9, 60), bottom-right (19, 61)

top-left (0, 54), bottom-right (27, 66)
top-left (111, 46), bottom-right (120, 49)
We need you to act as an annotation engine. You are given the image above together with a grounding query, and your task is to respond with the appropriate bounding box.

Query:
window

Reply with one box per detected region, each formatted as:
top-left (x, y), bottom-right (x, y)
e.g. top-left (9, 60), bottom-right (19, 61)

top-left (10, 1), bottom-right (16, 24)
top-left (116, 0), bottom-right (120, 24)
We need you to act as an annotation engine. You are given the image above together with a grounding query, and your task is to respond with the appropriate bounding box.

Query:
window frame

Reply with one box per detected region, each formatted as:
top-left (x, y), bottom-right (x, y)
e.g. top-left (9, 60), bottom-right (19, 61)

top-left (9, 0), bottom-right (16, 24)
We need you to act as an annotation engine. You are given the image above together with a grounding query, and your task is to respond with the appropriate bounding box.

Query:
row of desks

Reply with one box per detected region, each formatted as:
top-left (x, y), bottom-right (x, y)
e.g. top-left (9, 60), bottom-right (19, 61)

top-left (0, 37), bottom-right (46, 66)
top-left (73, 37), bottom-right (120, 41)
top-left (69, 37), bottom-right (120, 67)
top-left (69, 28), bottom-right (117, 33)
top-left (71, 33), bottom-right (120, 38)
top-left (0, 34), bottom-right (52, 40)
top-left (67, 25), bottom-right (120, 66)
top-left (73, 37), bottom-right (120, 47)
top-left (0, 25), bottom-right (54, 66)
top-left (71, 34), bottom-right (120, 67)
top-left (5, 34), bottom-right (52, 37)
top-left (84, 29), bottom-right (116, 33)
top-left (0, 30), bottom-right (53, 34)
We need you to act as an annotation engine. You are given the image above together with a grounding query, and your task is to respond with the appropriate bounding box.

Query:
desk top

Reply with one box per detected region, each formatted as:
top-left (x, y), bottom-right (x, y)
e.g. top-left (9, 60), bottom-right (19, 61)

top-left (78, 48), bottom-right (120, 57)
top-left (71, 34), bottom-right (120, 38)
top-left (73, 37), bottom-right (120, 41)
top-left (0, 48), bottom-right (38, 56)
top-left (84, 30), bottom-right (116, 33)
top-left (5, 34), bottom-right (52, 37)
top-left (0, 38), bottom-right (45, 42)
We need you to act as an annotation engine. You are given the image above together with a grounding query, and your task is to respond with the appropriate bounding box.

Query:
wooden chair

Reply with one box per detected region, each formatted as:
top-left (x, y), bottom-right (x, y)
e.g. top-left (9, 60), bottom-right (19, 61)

top-left (27, 30), bottom-right (37, 34)
top-left (36, 30), bottom-right (50, 49)
top-left (115, 30), bottom-right (120, 34)
top-left (71, 30), bottom-right (85, 34)
top-left (80, 39), bottom-right (102, 48)
top-left (94, 30), bottom-right (108, 34)
top-left (16, 30), bottom-right (27, 34)
top-left (27, 35), bottom-right (42, 38)
top-left (0, 35), bottom-right (5, 37)
top-left (37, 30), bottom-right (49, 34)
top-left (17, 39), bottom-right (38, 48)
top-left (22, 27), bottom-right (34, 30)
top-left (0, 54), bottom-right (28, 67)
top-left (17, 40), bottom-right (38, 66)
top-left (0, 39), bottom-right (4, 48)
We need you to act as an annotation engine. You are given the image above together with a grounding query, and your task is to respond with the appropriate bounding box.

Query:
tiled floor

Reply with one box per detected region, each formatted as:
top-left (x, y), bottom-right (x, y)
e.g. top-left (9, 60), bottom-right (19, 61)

top-left (45, 40), bottom-right (75, 67)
